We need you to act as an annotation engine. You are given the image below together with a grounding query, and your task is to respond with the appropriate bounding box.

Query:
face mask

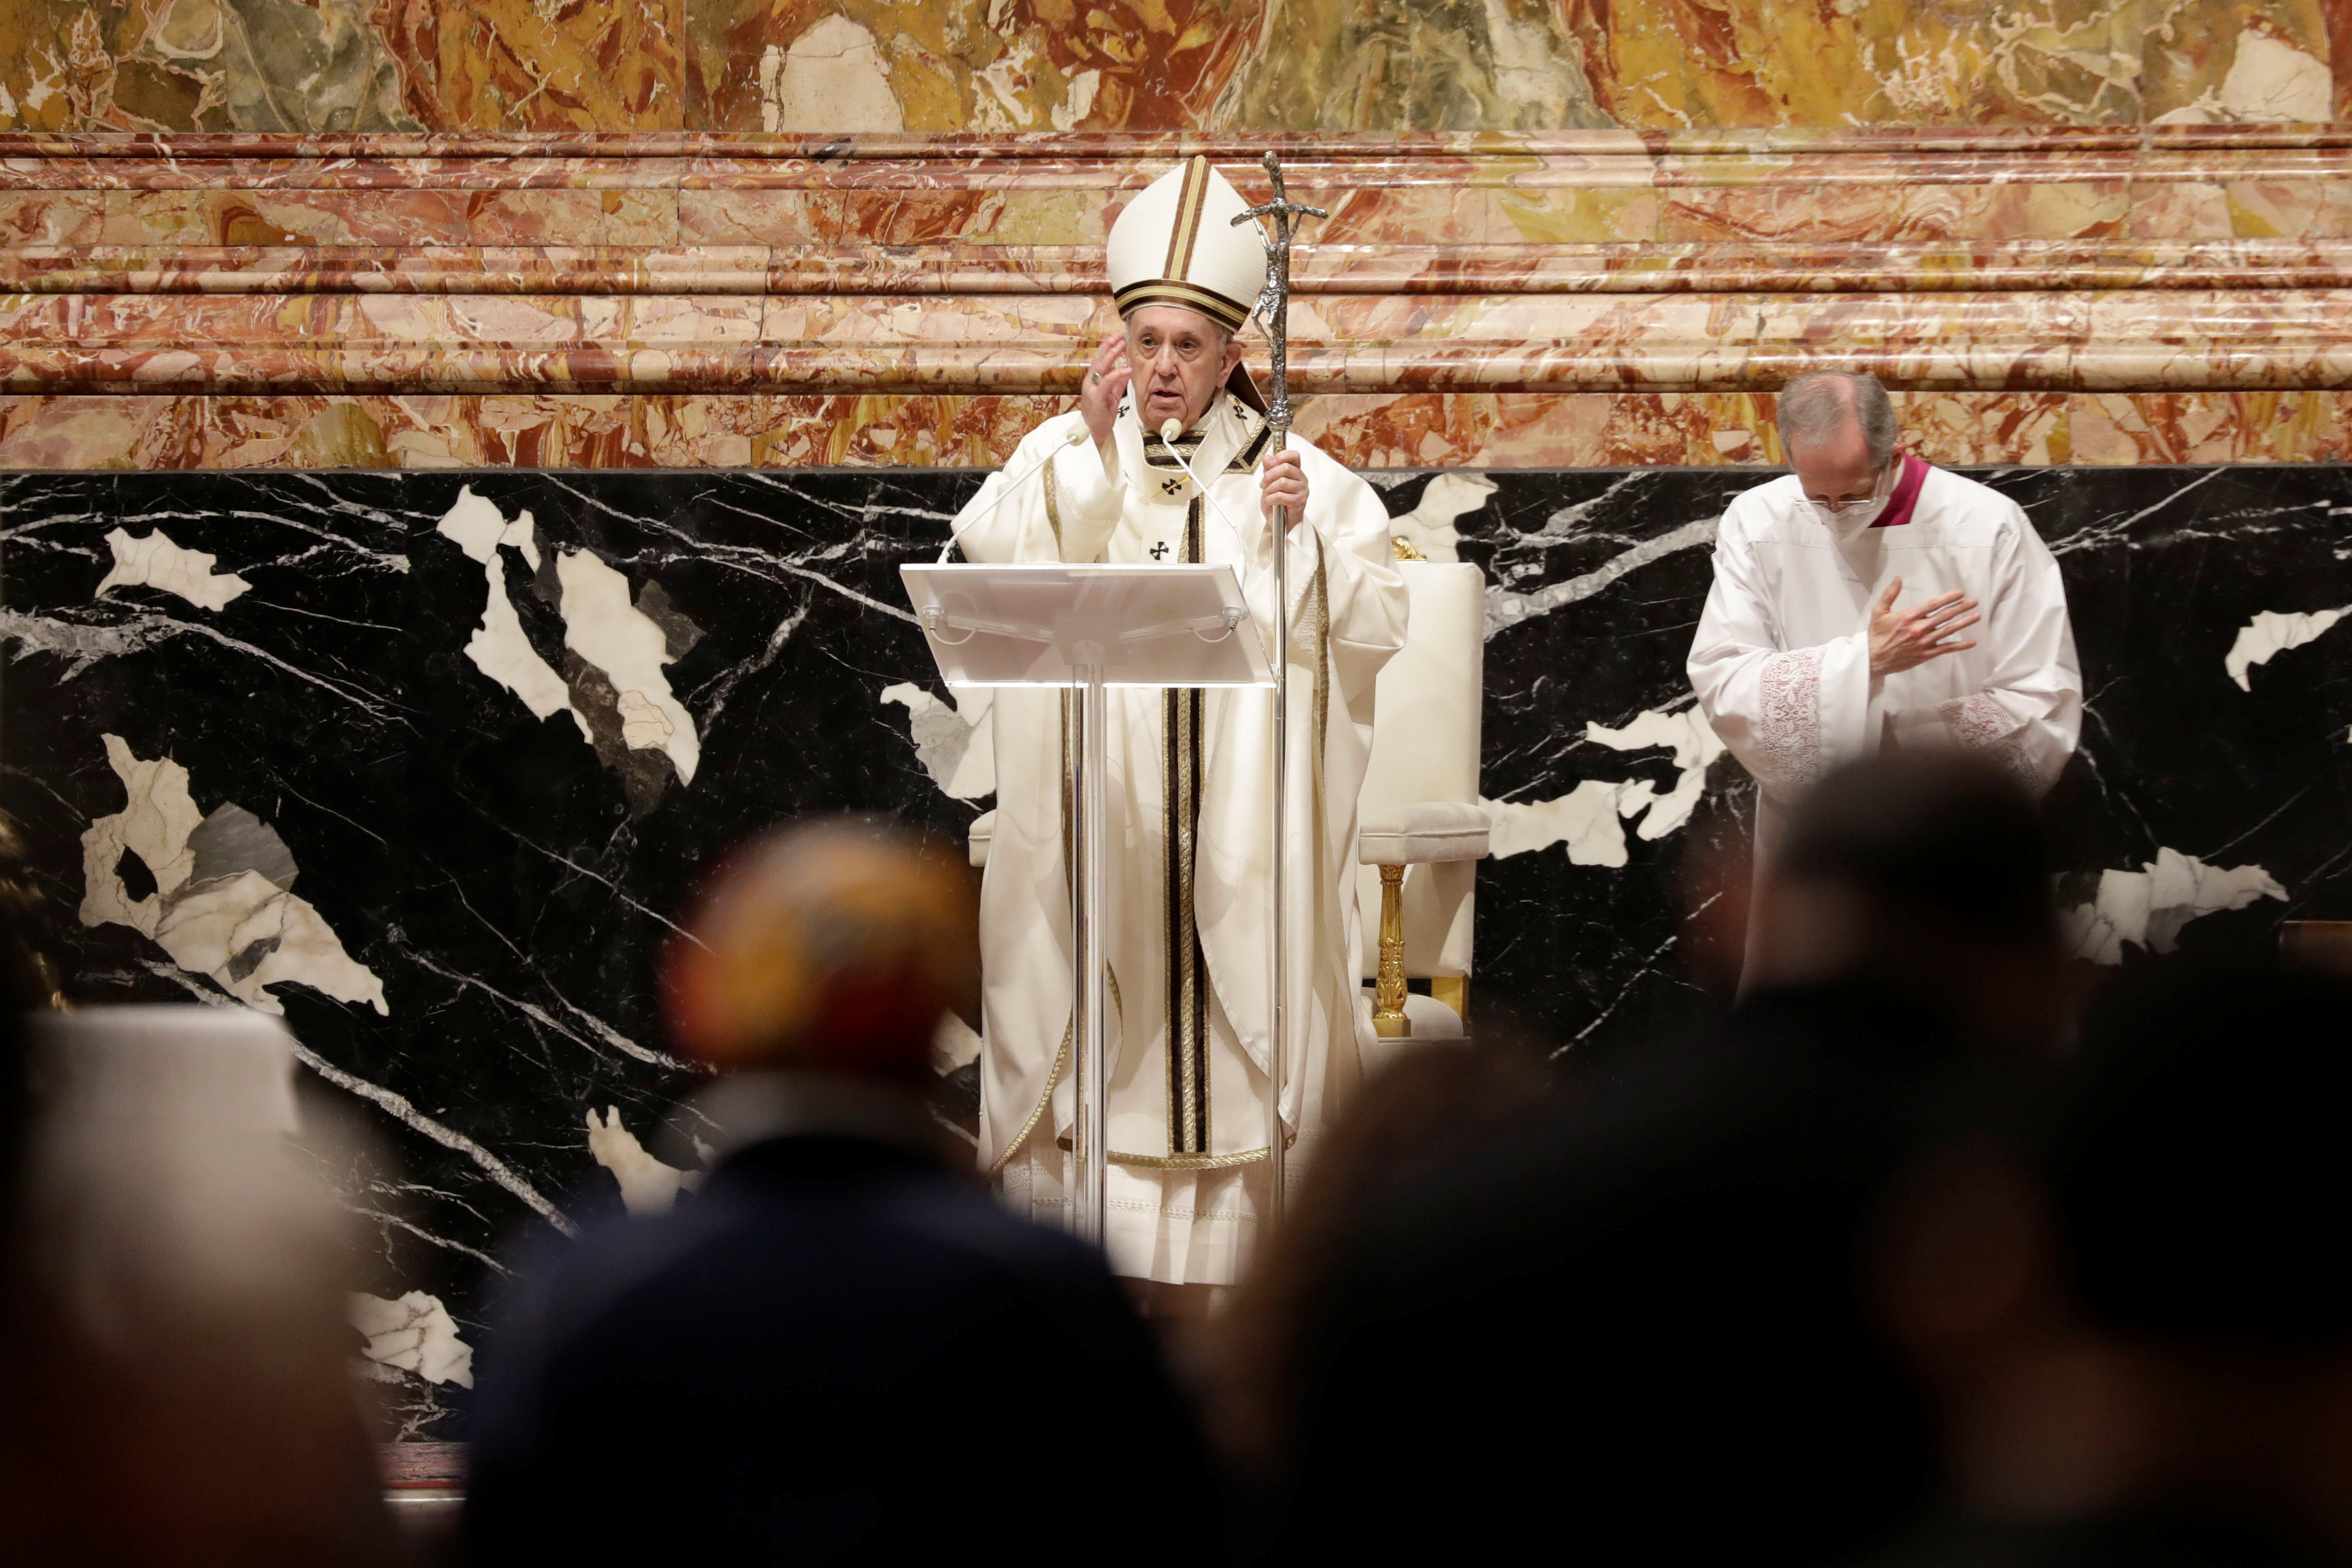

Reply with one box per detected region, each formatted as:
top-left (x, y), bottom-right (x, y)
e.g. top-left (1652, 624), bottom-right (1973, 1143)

top-left (1808, 461), bottom-right (1896, 540)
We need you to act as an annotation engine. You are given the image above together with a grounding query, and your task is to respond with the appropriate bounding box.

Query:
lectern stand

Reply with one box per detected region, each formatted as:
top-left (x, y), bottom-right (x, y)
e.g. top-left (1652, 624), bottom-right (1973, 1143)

top-left (901, 562), bottom-right (1275, 1245)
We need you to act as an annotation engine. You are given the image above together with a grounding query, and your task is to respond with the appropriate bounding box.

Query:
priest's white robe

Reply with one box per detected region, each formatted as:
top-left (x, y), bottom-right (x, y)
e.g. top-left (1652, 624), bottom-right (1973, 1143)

top-left (1688, 457), bottom-right (2082, 870)
top-left (953, 388), bottom-right (1408, 1285)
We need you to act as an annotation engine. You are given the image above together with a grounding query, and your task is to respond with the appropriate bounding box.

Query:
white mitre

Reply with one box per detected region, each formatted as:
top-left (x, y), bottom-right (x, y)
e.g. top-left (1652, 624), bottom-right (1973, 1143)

top-left (1107, 156), bottom-right (1268, 333)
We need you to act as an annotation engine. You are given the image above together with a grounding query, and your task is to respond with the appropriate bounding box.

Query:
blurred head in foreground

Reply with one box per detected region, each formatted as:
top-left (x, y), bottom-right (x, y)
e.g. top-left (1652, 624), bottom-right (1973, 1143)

top-left (1748, 753), bottom-right (2065, 1059)
top-left (2, 1008), bottom-right (399, 1566)
top-left (665, 817), bottom-right (979, 1082)
top-left (470, 821), bottom-right (1216, 1567)
top-left (1234, 1004), bottom-right (1980, 1565)
top-left (1871, 964), bottom-right (2352, 1559)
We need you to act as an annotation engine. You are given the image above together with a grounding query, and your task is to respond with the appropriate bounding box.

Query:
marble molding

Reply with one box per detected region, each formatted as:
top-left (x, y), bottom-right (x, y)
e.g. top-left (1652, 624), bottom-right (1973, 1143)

top-left (10, 286), bottom-right (2352, 396)
top-left (10, 390), bottom-right (2352, 469)
top-left (5, 460), bottom-right (2347, 1436)
top-left (4, 131), bottom-right (2352, 460)
top-left (0, 1), bottom-right (2339, 135)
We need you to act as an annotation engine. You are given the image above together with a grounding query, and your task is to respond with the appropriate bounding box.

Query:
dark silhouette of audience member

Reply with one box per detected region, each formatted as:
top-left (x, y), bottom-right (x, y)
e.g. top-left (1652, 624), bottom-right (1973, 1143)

top-left (0, 810), bottom-right (398, 1568)
top-left (1866, 964), bottom-right (2352, 1565)
top-left (1213, 1020), bottom-right (1555, 1493)
top-left (1230, 757), bottom-right (2091, 1563)
top-left (1741, 754), bottom-right (2071, 1067)
top-left (1236, 1002), bottom-right (1992, 1563)
top-left (0, 809), bottom-right (62, 1231)
top-left (465, 818), bottom-right (1218, 1565)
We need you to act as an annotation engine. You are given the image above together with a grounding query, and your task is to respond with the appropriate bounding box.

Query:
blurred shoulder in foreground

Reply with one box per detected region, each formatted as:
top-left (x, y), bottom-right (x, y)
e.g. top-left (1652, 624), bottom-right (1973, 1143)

top-left (1738, 753), bottom-right (2072, 1070)
top-left (1858, 963), bottom-right (2352, 1568)
top-left (464, 818), bottom-right (1217, 1565)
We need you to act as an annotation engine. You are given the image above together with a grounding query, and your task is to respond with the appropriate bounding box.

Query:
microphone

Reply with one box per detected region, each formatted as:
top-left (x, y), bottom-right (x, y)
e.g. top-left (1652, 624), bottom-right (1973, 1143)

top-left (1153, 418), bottom-right (1254, 559)
top-left (936, 426), bottom-right (1089, 563)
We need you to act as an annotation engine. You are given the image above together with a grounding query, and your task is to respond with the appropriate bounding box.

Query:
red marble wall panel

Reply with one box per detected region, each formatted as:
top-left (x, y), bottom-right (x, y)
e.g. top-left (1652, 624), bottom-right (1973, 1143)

top-left (3, 127), bottom-right (2352, 465)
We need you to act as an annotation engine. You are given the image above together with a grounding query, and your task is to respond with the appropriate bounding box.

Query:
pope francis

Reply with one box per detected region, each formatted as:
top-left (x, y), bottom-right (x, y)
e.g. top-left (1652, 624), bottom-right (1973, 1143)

top-left (951, 157), bottom-right (1408, 1289)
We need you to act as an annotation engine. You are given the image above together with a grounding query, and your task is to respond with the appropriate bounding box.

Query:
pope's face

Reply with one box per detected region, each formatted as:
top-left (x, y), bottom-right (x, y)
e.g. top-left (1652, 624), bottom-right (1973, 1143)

top-left (1123, 305), bottom-right (1246, 432)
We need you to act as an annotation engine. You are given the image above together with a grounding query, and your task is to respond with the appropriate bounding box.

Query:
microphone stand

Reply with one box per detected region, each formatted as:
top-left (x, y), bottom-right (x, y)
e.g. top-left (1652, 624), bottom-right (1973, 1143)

top-left (1234, 154), bottom-right (1325, 1221)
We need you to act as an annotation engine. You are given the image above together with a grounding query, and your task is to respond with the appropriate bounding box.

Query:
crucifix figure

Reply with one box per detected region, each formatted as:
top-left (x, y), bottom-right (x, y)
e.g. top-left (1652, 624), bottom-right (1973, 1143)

top-left (948, 154), bottom-right (1407, 1293)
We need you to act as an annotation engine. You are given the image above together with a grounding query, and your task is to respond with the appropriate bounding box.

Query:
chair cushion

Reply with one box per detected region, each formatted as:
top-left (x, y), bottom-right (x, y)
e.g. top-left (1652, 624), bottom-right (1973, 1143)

top-left (1358, 800), bottom-right (1490, 864)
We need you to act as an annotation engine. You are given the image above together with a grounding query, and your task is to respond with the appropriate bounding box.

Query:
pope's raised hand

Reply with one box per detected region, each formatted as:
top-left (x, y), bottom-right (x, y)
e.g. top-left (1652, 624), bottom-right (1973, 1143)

top-left (1080, 334), bottom-right (1130, 450)
top-left (1259, 447), bottom-right (1309, 532)
top-left (1868, 576), bottom-right (1979, 678)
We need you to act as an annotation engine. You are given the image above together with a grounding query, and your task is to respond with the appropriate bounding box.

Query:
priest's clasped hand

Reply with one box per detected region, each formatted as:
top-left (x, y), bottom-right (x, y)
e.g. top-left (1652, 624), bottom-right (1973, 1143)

top-left (1868, 576), bottom-right (1980, 677)
top-left (1259, 448), bottom-right (1308, 532)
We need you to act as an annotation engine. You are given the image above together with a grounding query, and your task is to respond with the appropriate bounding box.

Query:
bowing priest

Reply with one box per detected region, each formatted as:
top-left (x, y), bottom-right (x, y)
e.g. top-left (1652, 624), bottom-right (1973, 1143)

top-left (950, 157), bottom-right (1408, 1291)
top-left (1689, 370), bottom-right (2081, 928)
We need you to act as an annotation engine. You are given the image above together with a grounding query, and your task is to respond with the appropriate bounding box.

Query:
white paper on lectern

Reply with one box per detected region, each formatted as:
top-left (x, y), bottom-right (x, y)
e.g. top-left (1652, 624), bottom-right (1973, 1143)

top-left (900, 563), bottom-right (1274, 688)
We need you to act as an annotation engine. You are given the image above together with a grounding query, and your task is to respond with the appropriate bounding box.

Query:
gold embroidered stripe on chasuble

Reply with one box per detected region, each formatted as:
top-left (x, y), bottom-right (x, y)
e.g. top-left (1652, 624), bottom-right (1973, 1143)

top-left (1163, 494), bottom-right (1211, 1156)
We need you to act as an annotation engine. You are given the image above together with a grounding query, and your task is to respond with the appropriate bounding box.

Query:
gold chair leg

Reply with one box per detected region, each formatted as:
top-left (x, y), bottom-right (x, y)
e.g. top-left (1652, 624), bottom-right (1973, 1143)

top-left (1430, 975), bottom-right (1467, 1025)
top-left (1373, 863), bottom-right (1410, 1039)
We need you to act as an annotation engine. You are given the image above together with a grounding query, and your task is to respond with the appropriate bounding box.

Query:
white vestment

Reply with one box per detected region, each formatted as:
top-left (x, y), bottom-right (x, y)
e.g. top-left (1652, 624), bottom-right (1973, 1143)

top-left (1688, 458), bottom-right (2082, 868)
top-left (955, 389), bottom-right (1408, 1284)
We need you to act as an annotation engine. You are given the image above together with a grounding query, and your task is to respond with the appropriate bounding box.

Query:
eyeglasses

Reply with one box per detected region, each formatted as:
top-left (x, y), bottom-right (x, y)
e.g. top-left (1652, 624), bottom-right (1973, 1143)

top-left (1127, 335), bottom-right (1217, 367)
top-left (1807, 460), bottom-right (1895, 517)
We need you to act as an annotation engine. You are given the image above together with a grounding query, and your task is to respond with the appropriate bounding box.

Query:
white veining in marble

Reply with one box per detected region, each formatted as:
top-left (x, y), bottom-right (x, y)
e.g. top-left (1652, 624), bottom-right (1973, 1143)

top-left (1390, 473), bottom-right (1497, 564)
top-left (1484, 778), bottom-right (1648, 867)
top-left (437, 487), bottom-right (703, 791)
top-left (78, 732), bottom-right (201, 923)
top-left (2061, 847), bottom-right (2288, 964)
top-left (2207, 28), bottom-right (2332, 123)
top-left (882, 682), bottom-right (996, 799)
top-left (1485, 703), bottom-right (1725, 865)
top-left (1486, 513), bottom-right (1720, 639)
top-left (95, 527), bottom-right (251, 612)
top-left (282, 1028), bottom-right (576, 1237)
top-left (762, 14), bottom-right (903, 134)
top-left (435, 486), bottom-right (588, 739)
top-left (0, 605), bottom-right (186, 677)
top-left (557, 548), bottom-right (701, 785)
top-left (933, 1011), bottom-right (982, 1073)
top-left (350, 1289), bottom-right (476, 1389)
top-left (1587, 705), bottom-right (1726, 841)
top-left (120, 953), bottom-right (567, 1243)
top-left (79, 735), bottom-right (387, 1016)
top-left (586, 1106), bottom-right (703, 1217)
top-left (2224, 605), bottom-right (2351, 690)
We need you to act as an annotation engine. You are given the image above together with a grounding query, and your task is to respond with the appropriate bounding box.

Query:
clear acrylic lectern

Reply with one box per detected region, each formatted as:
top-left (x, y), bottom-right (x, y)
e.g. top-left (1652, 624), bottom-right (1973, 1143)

top-left (901, 562), bottom-right (1274, 1246)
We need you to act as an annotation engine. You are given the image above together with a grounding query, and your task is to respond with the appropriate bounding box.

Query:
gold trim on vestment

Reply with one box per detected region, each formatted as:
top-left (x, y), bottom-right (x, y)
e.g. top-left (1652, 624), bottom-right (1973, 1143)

top-left (988, 684), bottom-right (1080, 1175)
top-left (1162, 495), bottom-right (1211, 1157)
top-left (1055, 1131), bottom-right (1299, 1170)
top-left (990, 1021), bottom-right (1067, 1177)
top-left (1041, 450), bottom-right (1065, 550)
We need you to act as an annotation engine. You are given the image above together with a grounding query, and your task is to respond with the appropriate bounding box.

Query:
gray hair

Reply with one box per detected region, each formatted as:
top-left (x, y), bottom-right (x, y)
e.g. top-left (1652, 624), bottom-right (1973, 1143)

top-left (1777, 372), bottom-right (1897, 468)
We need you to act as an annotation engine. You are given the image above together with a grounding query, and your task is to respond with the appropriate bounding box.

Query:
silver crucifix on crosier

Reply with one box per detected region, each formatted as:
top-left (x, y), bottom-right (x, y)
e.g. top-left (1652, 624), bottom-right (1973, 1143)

top-left (1233, 152), bottom-right (1325, 1219)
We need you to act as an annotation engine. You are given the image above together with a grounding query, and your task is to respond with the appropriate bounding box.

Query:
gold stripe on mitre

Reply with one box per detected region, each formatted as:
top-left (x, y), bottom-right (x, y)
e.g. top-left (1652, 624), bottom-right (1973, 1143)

top-left (1112, 278), bottom-right (1251, 332)
top-left (1163, 155), bottom-right (1209, 282)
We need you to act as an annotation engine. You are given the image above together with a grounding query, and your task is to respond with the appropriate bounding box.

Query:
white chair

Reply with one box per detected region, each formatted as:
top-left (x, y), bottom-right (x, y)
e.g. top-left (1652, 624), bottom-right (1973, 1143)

top-left (966, 543), bottom-right (1491, 1044)
top-left (1356, 546), bottom-right (1488, 1043)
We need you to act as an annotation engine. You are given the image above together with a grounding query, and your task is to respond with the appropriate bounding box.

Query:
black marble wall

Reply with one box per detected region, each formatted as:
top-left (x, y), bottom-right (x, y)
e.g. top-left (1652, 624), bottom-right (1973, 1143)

top-left (5, 462), bottom-right (2348, 1434)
